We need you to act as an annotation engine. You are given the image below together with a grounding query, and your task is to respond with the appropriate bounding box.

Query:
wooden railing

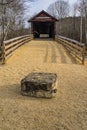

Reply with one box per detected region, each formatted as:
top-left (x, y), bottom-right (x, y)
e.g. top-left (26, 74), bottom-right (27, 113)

top-left (55, 35), bottom-right (86, 64)
top-left (0, 34), bottom-right (33, 64)
top-left (0, 48), bottom-right (2, 61)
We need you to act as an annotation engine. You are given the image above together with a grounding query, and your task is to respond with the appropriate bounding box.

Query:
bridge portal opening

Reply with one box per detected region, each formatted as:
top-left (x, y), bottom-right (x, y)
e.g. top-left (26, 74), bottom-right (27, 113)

top-left (33, 22), bottom-right (55, 38)
top-left (28, 10), bottom-right (58, 39)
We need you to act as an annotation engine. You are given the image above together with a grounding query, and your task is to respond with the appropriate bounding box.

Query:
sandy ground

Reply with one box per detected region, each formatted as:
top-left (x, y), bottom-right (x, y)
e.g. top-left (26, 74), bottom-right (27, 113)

top-left (0, 39), bottom-right (87, 130)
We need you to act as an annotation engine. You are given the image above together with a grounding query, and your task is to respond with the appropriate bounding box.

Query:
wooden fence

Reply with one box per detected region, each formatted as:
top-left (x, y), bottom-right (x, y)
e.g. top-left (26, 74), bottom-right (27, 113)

top-left (55, 35), bottom-right (86, 64)
top-left (0, 34), bottom-right (33, 64)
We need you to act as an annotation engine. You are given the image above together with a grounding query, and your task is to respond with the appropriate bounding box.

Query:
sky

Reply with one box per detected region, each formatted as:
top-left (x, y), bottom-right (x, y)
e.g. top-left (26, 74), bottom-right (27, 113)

top-left (25, 0), bottom-right (77, 27)
top-left (28, 0), bottom-right (77, 16)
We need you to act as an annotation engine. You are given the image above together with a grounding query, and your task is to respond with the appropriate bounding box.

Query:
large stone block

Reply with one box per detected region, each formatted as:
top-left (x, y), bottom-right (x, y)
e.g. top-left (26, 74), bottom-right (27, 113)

top-left (21, 72), bottom-right (57, 98)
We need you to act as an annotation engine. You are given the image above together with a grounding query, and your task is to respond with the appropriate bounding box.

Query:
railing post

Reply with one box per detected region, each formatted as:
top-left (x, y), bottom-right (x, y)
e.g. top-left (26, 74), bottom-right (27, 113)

top-left (2, 41), bottom-right (6, 64)
top-left (82, 45), bottom-right (85, 65)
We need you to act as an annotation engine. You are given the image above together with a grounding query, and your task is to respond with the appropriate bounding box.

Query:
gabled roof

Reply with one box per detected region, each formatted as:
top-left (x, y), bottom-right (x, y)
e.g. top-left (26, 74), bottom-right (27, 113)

top-left (28, 10), bottom-right (58, 22)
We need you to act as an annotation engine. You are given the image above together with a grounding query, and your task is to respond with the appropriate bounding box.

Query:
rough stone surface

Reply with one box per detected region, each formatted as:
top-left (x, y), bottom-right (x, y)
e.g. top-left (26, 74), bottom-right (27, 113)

top-left (21, 72), bottom-right (57, 98)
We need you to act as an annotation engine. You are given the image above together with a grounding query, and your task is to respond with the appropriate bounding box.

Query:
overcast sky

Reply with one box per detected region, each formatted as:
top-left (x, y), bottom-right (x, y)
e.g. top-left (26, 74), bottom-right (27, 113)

top-left (28, 0), bottom-right (77, 16)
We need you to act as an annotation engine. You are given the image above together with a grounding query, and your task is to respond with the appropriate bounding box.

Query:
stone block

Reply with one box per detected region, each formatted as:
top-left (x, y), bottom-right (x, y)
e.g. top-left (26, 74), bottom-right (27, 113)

top-left (21, 72), bottom-right (57, 98)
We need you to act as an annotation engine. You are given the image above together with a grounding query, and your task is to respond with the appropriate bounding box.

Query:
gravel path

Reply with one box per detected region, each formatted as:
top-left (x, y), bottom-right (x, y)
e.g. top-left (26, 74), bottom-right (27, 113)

top-left (0, 39), bottom-right (87, 130)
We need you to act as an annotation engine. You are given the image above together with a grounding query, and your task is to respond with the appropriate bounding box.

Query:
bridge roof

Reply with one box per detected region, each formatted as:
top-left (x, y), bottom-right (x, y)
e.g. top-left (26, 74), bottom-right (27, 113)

top-left (28, 10), bottom-right (58, 22)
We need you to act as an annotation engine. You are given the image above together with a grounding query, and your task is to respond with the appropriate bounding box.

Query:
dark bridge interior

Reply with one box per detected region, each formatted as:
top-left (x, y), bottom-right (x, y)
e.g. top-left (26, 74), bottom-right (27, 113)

top-left (33, 22), bottom-right (55, 38)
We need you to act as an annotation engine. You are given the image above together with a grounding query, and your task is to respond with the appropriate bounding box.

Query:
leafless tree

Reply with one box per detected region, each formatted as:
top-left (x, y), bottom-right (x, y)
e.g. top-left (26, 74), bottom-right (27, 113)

top-left (72, 3), bottom-right (78, 17)
top-left (47, 3), bottom-right (57, 18)
top-left (78, 0), bottom-right (87, 44)
top-left (0, 0), bottom-right (24, 43)
top-left (47, 0), bottom-right (69, 19)
top-left (0, 0), bottom-right (36, 43)
top-left (71, 3), bottom-right (79, 39)
top-left (47, 0), bottom-right (69, 34)
top-left (55, 0), bottom-right (69, 19)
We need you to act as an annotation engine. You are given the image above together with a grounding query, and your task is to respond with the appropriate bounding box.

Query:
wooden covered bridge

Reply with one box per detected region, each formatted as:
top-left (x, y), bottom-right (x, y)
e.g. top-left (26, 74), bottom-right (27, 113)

top-left (0, 10), bottom-right (87, 65)
top-left (28, 10), bottom-right (58, 38)
top-left (0, 10), bottom-right (87, 130)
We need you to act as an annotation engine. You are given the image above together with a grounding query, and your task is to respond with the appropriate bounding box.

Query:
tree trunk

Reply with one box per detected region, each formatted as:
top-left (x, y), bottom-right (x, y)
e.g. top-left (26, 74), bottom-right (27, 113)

top-left (80, 14), bottom-right (83, 43)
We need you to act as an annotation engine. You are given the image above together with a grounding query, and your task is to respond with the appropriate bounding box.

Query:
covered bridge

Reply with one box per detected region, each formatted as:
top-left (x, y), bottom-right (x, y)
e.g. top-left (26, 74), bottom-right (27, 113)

top-left (28, 10), bottom-right (58, 38)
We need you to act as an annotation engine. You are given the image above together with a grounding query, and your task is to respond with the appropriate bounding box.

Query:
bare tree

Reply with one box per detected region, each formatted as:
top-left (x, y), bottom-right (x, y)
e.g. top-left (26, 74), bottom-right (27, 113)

top-left (47, 0), bottom-right (69, 34)
top-left (55, 0), bottom-right (69, 34)
top-left (72, 3), bottom-right (78, 17)
top-left (0, 0), bottom-right (36, 43)
top-left (71, 3), bottom-right (79, 40)
top-left (55, 0), bottom-right (69, 19)
top-left (78, 0), bottom-right (87, 44)
top-left (0, 0), bottom-right (25, 43)
top-left (47, 3), bottom-right (57, 18)
top-left (47, 0), bottom-right (69, 19)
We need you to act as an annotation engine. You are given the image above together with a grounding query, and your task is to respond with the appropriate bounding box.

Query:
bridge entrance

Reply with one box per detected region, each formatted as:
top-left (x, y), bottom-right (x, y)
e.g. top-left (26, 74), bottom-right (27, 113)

top-left (33, 22), bottom-right (54, 38)
top-left (28, 10), bottom-right (58, 38)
